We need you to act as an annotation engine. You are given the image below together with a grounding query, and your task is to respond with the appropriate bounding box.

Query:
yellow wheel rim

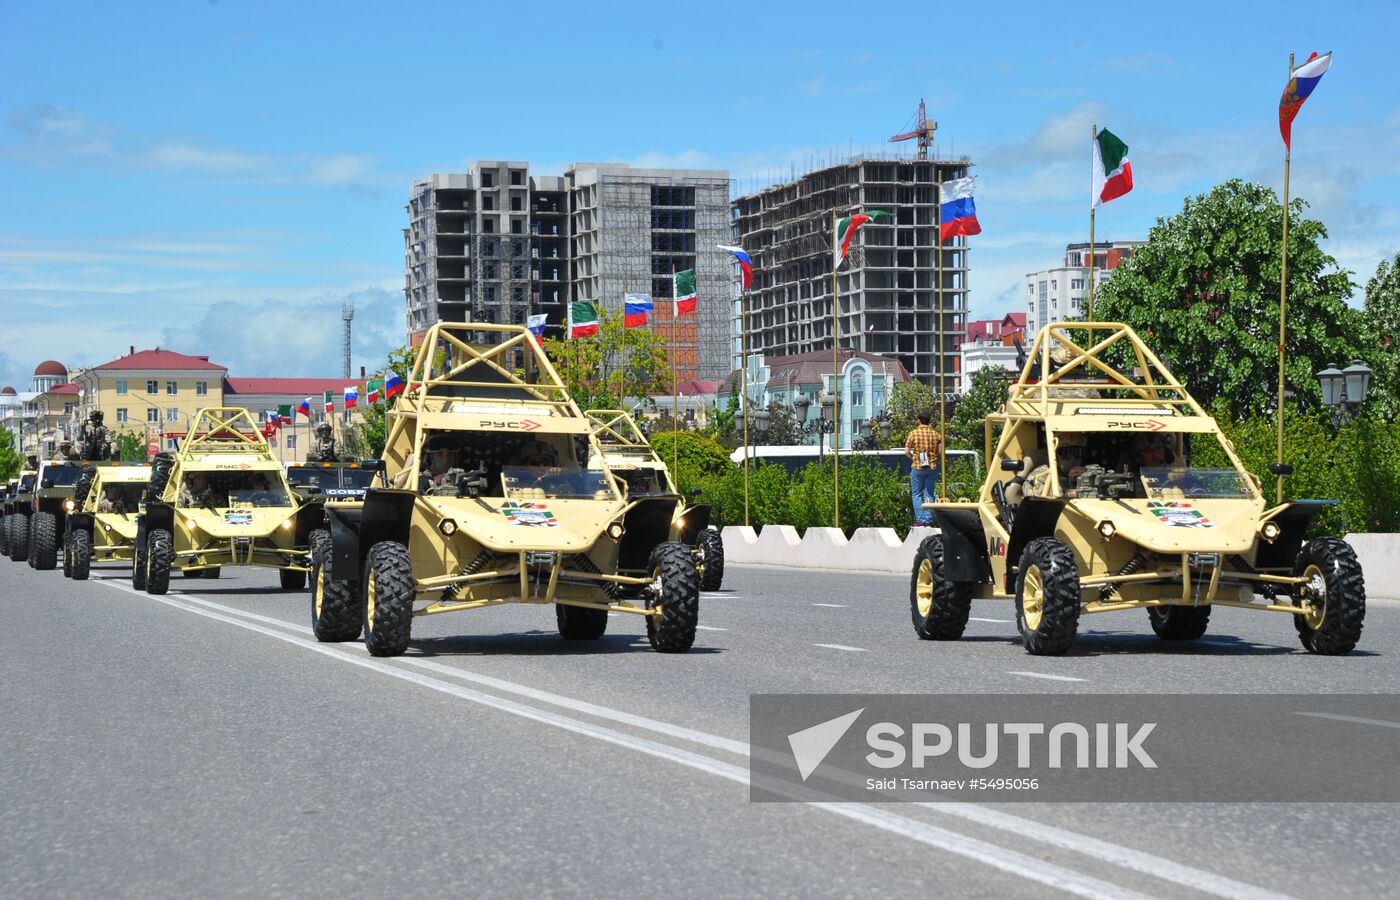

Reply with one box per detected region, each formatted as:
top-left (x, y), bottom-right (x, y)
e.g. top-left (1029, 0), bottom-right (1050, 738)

top-left (916, 558), bottom-right (934, 618)
top-left (1022, 564), bottom-right (1045, 632)
top-left (366, 571), bottom-right (377, 633)
top-left (314, 563), bottom-right (325, 619)
top-left (1301, 563), bottom-right (1327, 630)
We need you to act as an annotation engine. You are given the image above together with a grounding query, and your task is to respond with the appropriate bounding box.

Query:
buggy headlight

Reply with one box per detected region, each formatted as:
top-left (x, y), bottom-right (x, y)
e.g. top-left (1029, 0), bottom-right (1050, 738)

top-left (64, 499), bottom-right (75, 511)
top-left (439, 518), bottom-right (458, 536)
top-left (607, 521), bottom-right (625, 540)
top-left (186, 517), bottom-right (198, 530)
top-left (1261, 521), bottom-right (1281, 542)
top-left (1097, 520), bottom-right (1117, 540)
top-left (280, 518), bottom-right (293, 530)
top-left (674, 515), bottom-right (686, 529)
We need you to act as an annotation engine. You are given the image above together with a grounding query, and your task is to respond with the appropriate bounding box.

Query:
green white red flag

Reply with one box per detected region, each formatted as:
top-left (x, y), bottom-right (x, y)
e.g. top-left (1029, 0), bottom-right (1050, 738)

top-left (1092, 128), bottom-right (1133, 208)
top-left (834, 211), bottom-right (890, 269)
top-left (673, 269), bottom-right (696, 315)
top-left (568, 301), bottom-right (599, 338)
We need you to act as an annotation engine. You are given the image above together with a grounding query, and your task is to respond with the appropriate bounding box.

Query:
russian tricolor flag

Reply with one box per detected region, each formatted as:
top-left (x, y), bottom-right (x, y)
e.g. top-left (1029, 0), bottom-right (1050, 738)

top-left (938, 176), bottom-right (982, 242)
top-left (1279, 51), bottom-right (1331, 150)
top-left (526, 313), bottom-right (548, 343)
top-left (296, 397), bottom-right (313, 419)
top-left (384, 372), bottom-right (405, 399)
top-left (717, 245), bottom-right (752, 290)
top-left (623, 293), bottom-right (653, 328)
top-left (344, 385), bottom-right (358, 410)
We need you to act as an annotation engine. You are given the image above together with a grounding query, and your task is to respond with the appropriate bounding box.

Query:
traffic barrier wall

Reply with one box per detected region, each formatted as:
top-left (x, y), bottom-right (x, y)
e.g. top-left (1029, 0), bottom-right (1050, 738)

top-left (721, 526), bottom-right (1400, 596)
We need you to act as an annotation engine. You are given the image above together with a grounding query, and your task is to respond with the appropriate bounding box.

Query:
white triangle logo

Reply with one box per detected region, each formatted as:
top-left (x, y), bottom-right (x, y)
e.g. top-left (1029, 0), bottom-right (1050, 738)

top-left (787, 708), bottom-right (864, 782)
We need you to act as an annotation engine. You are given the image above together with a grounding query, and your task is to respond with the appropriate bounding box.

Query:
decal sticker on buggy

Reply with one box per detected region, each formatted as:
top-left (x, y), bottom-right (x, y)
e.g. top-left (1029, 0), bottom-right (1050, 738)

top-left (224, 510), bottom-right (254, 525)
top-left (501, 501), bottom-right (559, 527)
top-left (1148, 501), bottom-right (1214, 528)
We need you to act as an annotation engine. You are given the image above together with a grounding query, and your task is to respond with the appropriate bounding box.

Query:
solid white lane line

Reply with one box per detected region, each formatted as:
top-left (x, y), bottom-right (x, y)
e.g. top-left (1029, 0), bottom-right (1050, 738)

top-left (813, 643), bottom-right (867, 653)
top-left (811, 603), bottom-right (847, 608)
top-left (92, 582), bottom-right (1159, 900)
top-left (695, 625), bottom-right (728, 632)
top-left (969, 617), bottom-right (1012, 624)
top-left (1293, 711), bottom-right (1400, 730)
top-left (1007, 671), bottom-right (1088, 683)
top-left (109, 583), bottom-right (1288, 900)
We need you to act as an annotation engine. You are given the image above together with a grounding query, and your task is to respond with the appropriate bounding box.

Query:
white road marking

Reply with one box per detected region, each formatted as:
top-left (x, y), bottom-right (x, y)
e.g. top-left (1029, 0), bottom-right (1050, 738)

top-left (695, 625), bottom-right (728, 632)
top-left (811, 603), bottom-right (847, 608)
top-left (87, 582), bottom-right (1157, 900)
top-left (95, 580), bottom-right (1288, 899)
top-left (1007, 671), bottom-right (1088, 683)
top-left (1293, 711), bottom-right (1400, 730)
top-left (969, 617), bottom-right (1012, 624)
top-left (813, 643), bottom-right (867, 653)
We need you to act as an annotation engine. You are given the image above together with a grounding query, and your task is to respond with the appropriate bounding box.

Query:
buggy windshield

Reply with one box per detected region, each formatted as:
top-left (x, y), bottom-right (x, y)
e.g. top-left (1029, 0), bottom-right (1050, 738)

top-left (180, 471), bottom-right (292, 508)
top-left (1139, 468), bottom-right (1251, 500)
top-left (100, 483), bottom-right (144, 513)
top-left (42, 465), bottom-right (82, 487)
top-left (502, 466), bottom-right (616, 500)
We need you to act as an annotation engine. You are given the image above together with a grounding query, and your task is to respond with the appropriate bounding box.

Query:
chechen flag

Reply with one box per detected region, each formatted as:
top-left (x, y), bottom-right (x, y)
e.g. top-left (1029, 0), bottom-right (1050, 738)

top-left (296, 397), bottom-right (313, 419)
top-left (384, 372), bottom-right (405, 399)
top-left (366, 378), bottom-right (382, 404)
top-left (1092, 128), bottom-right (1133, 208)
top-left (717, 245), bottom-right (752, 290)
top-left (568, 301), bottom-right (599, 338)
top-left (1279, 51), bottom-right (1331, 150)
top-left (323, 390), bottom-right (334, 414)
top-left (938, 177), bottom-right (982, 241)
top-left (834, 211), bottom-right (890, 269)
top-left (624, 293), bottom-right (653, 328)
top-left (343, 385), bottom-right (358, 409)
top-left (673, 269), bottom-right (697, 316)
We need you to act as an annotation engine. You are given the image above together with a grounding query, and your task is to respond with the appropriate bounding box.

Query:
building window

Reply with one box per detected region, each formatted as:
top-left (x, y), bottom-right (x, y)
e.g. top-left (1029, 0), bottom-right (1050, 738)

top-left (510, 170), bottom-right (523, 186)
top-left (116, 408), bottom-right (128, 423)
top-left (196, 381), bottom-right (208, 396)
top-left (482, 195), bottom-right (494, 211)
top-left (511, 196), bottom-right (522, 211)
top-left (147, 408), bottom-right (160, 423)
top-left (166, 380), bottom-right (178, 395)
top-left (1071, 279), bottom-right (1085, 290)
top-left (483, 219), bottom-right (495, 234)
top-left (116, 379), bottom-right (128, 395)
top-left (481, 172), bottom-right (494, 188)
top-left (147, 380), bottom-right (159, 394)
top-left (166, 408), bottom-right (179, 422)
top-left (166, 438), bottom-right (178, 451)
top-left (286, 434), bottom-right (297, 450)
top-left (511, 219), bottom-right (523, 235)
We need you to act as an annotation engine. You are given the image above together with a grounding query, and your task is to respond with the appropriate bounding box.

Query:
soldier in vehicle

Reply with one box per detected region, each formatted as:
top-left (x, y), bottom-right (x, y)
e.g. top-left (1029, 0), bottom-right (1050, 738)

top-left (179, 472), bottom-right (215, 507)
top-left (423, 433), bottom-right (467, 496)
top-left (55, 441), bottom-right (80, 463)
top-left (79, 411), bottom-right (112, 461)
top-left (307, 422), bottom-right (339, 463)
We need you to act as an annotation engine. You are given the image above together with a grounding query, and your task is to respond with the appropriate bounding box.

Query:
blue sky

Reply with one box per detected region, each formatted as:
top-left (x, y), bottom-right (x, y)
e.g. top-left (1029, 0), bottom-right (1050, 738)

top-left (2, 0), bottom-right (1395, 389)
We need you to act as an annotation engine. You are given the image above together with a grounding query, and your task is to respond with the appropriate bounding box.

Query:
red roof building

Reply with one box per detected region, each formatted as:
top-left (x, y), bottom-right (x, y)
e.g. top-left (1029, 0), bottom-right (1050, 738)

top-left (92, 348), bottom-right (225, 371)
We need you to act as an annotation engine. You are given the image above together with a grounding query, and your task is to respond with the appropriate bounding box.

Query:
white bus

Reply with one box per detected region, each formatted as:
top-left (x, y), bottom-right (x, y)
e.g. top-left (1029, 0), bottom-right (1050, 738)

top-left (728, 445), bottom-right (980, 478)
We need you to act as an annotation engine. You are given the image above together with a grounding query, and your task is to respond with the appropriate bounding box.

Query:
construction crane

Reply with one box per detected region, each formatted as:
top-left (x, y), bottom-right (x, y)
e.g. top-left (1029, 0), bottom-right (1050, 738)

top-left (889, 98), bottom-right (937, 160)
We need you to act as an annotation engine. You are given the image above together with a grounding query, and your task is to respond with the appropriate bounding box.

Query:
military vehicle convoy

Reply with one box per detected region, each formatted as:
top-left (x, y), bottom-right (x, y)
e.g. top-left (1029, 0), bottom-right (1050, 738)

top-left (585, 409), bottom-right (725, 590)
top-left (2, 468), bottom-right (38, 562)
top-left (63, 462), bottom-right (151, 580)
top-left (910, 321), bottom-right (1366, 656)
top-left (132, 408), bottom-right (315, 593)
top-left (315, 323), bottom-right (701, 656)
top-left (23, 459), bottom-right (84, 570)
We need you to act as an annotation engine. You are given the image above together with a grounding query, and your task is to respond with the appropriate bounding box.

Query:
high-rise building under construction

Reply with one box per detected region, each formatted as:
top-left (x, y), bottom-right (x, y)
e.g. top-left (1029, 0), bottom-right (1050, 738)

top-left (404, 161), bottom-right (732, 383)
top-left (731, 157), bottom-right (973, 388)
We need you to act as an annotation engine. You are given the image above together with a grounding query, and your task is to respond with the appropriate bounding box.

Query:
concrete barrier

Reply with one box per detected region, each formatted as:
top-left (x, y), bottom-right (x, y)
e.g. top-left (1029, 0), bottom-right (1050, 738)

top-left (719, 526), bottom-right (1399, 594)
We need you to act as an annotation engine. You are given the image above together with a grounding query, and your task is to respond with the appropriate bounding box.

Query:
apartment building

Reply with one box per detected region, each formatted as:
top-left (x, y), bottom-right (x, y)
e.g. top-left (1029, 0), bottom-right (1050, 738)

top-left (1024, 240), bottom-right (1145, 336)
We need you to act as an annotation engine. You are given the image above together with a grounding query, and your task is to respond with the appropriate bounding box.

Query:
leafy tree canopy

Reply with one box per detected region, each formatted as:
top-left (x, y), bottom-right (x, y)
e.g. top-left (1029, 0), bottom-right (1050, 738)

top-left (1363, 251), bottom-right (1400, 419)
top-left (542, 308), bottom-right (670, 411)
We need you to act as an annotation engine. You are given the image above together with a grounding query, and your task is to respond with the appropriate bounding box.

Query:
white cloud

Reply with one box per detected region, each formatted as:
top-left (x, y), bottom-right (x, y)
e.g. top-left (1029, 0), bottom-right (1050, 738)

top-left (308, 153), bottom-right (376, 184)
top-left (5, 103), bottom-right (113, 159)
top-left (146, 142), bottom-right (270, 174)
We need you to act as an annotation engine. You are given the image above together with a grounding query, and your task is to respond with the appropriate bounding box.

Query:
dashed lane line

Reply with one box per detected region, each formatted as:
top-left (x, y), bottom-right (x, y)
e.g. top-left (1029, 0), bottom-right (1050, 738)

top-left (1007, 671), bottom-right (1088, 683)
top-left (811, 603), bottom-right (847, 608)
top-left (813, 643), bottom-right (868, 653)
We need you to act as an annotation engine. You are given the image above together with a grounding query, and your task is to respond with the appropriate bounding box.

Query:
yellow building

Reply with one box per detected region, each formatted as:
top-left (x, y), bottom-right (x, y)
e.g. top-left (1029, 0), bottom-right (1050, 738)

top-left (74, 348), bottom-right (227, 455)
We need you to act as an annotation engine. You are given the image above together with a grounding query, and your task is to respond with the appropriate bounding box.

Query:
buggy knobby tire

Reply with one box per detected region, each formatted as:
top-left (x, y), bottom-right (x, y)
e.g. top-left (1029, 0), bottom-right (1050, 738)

top-left (1293, 538), bottom-right (1366, 655)
top-left (556, 602), bottom-right (608, 640)
top-left (279, 568), bottom-right (307, 591)
top-left (1014, 537), bottom-right (1081, 656)
top-left (131, 531), bottom-right (148, 590)
top-left (62, 530), bottom-right (73, 578)
top-left (645, 541), bottom-right (700, 653)
top-left (11, 515), bottom-right (31, 562)
top-left (144, 529), bottom-right (173, 595)
top-left (363, 541), bottom-right (414, 657)
top-left (1148, 604), bottom-right (1211, 641)
top-left (310, 529), bottom-right (360, 642)
top-left (29, 511), bottom-right (58, 570)
top-left (696, 527), bottom-right (725, 592)
top-left (69, 528), bottom-right (91, 581)
top-left (909, 534), bottom-right (974, 640)
top-left (0, 515), bottom-right (9, 557)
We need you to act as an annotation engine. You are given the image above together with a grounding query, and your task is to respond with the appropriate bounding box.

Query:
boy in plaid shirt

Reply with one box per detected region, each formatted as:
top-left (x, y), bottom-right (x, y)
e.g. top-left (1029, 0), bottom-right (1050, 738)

top-left (904, 413), bottom-right (943, 526)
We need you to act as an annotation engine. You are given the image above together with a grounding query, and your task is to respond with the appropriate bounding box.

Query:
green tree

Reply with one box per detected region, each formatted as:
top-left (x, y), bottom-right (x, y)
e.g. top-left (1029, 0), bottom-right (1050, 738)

top-left (1094, 179), bottom-right (1375, 420)
top-left (343, 344), bottom-right (416, 458)
top-left (0, 428), bottom-right (21, 480)
top-left (703, 381), bottom-right (740, 449)
top-left (947, 366), bottom-right (1012, 454)
top-left (1363, 251), bottom-right (1400, 419)
top-left (649, 430), bottom-right (737, 495)
top-left (882, 380), bottom-right (937, 449)
top-left (757, 402), bottom-right (804, 446)
top-left (113, 431), bottom-right (146, 462)
top-left (542, 308), bottom-right (670, 411)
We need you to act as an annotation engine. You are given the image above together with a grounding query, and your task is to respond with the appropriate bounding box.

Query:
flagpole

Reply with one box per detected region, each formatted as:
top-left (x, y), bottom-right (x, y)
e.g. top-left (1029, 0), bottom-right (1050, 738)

top-left (1088, 123), bottom-right (1097, 323)
top-left (621, 278), bottom-right (629, 409)
top-left (936, 185), bottom-right (947, 501)
top-left (740, 265), bottom-right (751, 527)
top-left (831, 208), bottom-right (840, 531)
top-left (1276, 53), bottom-right (1294, 505)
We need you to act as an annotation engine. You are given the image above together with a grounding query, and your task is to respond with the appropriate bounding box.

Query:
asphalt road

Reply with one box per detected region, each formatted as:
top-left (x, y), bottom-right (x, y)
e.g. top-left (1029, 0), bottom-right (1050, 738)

top-left (3, 557), bottom-right (1398, 899)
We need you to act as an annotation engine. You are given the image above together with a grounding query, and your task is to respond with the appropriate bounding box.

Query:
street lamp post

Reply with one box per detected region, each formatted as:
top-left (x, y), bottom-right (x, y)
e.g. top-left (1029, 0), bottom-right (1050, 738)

top-left (1317, 359), bottom-right (1372, 427)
